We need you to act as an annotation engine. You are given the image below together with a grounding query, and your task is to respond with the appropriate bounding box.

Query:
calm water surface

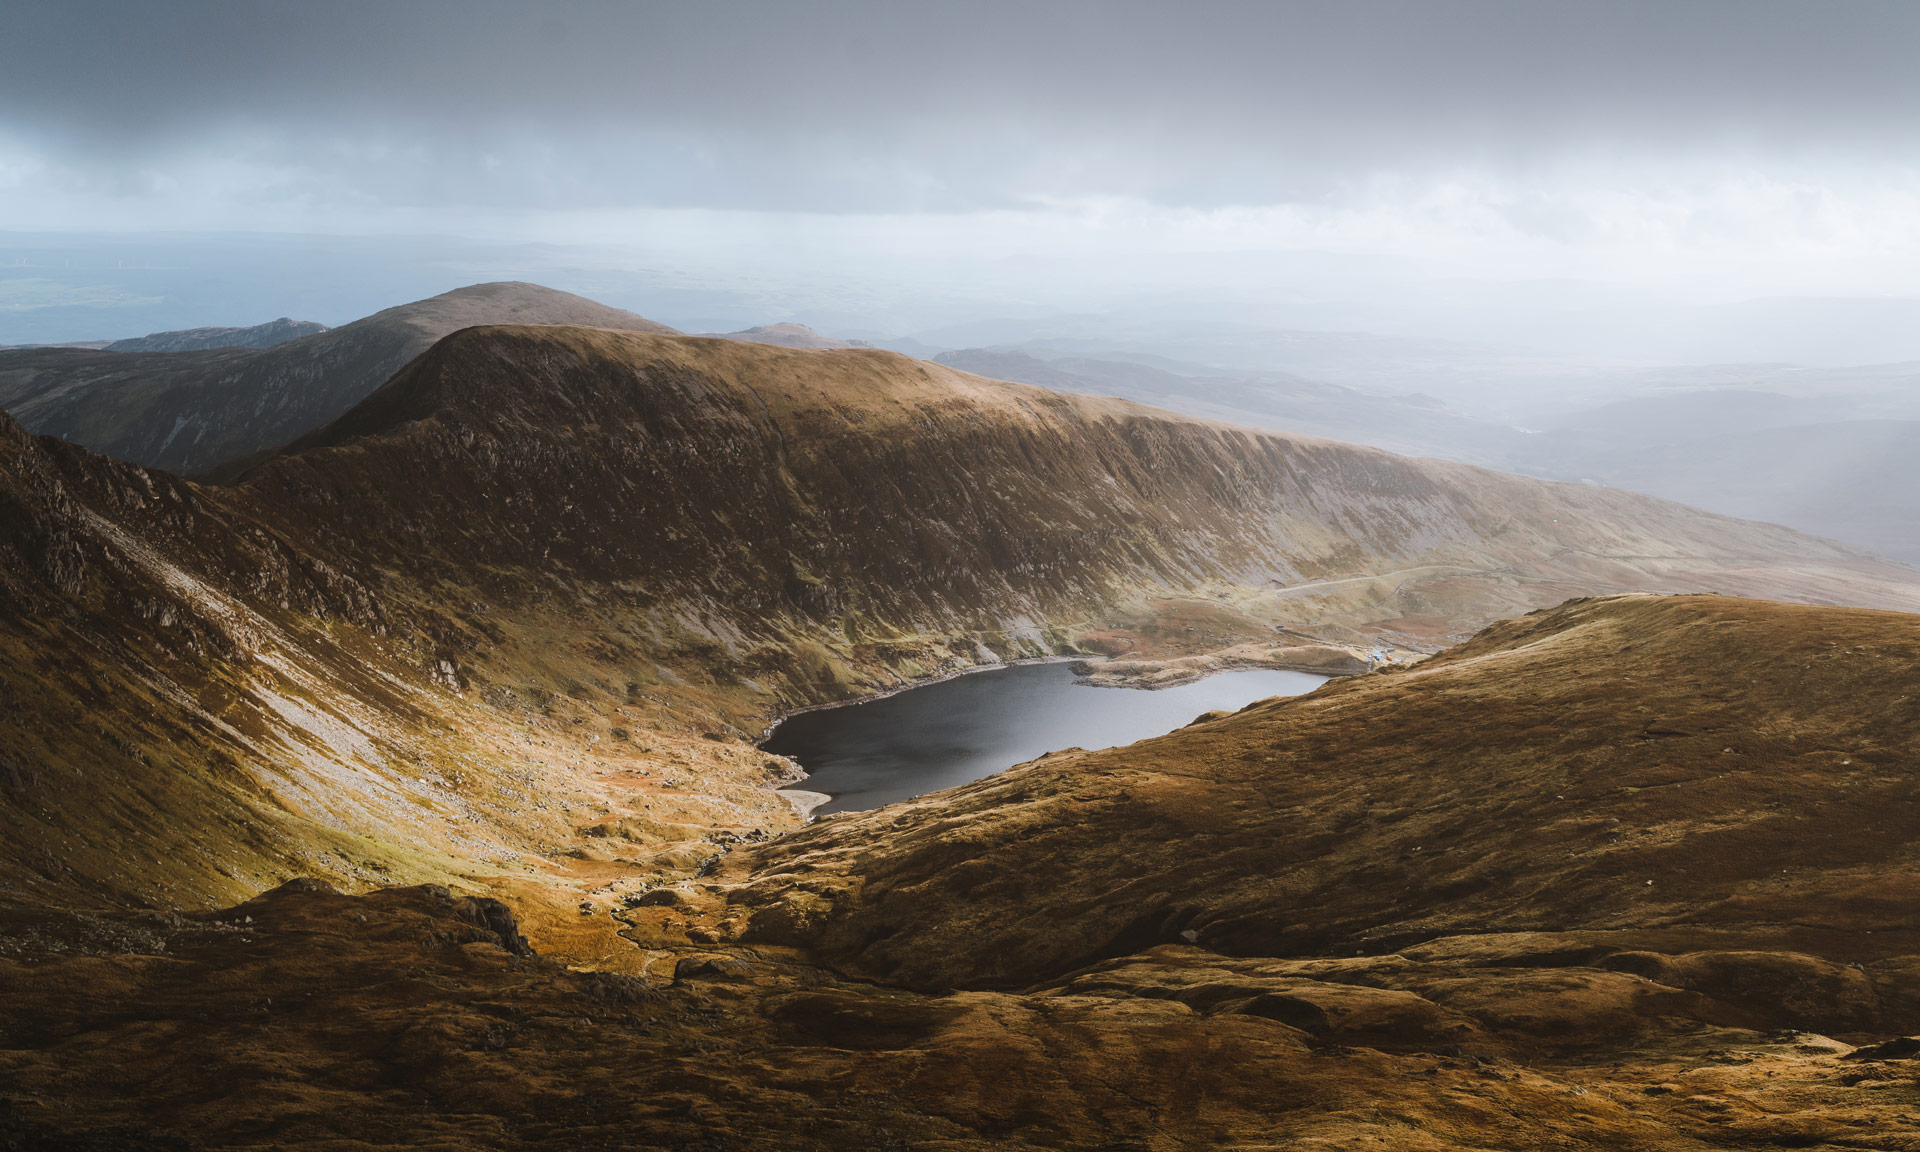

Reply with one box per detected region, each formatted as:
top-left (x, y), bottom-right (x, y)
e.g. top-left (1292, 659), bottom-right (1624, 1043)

top-left (764, 662), bottom-right (1328, 815)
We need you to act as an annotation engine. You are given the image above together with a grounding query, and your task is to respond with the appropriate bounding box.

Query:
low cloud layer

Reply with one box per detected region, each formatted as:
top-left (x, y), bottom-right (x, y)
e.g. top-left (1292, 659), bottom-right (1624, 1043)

top-left (6, 1), bottom-right (1920, 302)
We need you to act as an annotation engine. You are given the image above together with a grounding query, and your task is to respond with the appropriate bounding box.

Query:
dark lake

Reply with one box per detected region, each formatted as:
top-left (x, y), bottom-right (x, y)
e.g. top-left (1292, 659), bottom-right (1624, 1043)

top-left (763, 661), bottom-right (1329, 815)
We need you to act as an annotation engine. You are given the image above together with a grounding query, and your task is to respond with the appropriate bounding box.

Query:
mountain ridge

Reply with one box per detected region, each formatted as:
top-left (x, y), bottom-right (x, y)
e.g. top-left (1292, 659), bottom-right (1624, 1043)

top-left (7, 320), bottom-right (1920, 1146)
top-left (0, 282), bottom-right (677, 476)
top-left (104, 316), bottom-right (329, 353)
top-left (7, 321), bottom-right (1920, 921)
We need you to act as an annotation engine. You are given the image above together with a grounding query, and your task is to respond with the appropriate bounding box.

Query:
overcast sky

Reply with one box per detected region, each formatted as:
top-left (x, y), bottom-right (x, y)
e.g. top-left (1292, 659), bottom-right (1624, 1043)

top-left (7, 0), bottom-right (1920, 304)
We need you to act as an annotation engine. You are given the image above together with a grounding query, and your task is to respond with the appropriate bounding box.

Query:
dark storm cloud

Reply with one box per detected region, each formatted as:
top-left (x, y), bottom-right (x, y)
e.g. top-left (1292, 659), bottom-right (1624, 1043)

top-left (5, 0), bottom-right (1920, 212)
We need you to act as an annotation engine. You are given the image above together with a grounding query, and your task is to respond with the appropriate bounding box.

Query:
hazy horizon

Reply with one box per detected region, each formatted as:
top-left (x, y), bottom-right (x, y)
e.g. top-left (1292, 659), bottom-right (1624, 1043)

top-left (8, 1), bottom-right (1920, 372)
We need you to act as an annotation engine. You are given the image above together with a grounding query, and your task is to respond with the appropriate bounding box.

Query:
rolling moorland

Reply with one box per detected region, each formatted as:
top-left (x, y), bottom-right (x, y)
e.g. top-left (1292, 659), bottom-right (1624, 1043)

top-left (5, 290), bottom-right (1920, 1147)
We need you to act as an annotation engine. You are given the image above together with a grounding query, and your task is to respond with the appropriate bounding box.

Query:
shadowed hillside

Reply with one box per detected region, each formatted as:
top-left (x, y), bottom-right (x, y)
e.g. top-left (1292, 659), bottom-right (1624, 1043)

top-left (251, 325), bottom-right (1920, 652)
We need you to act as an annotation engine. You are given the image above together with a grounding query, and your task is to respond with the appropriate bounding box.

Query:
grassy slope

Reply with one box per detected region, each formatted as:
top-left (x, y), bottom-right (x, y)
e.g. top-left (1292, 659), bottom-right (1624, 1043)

top-left (9, 596), bottom-right (1920, 1149)
top-left (734, 595), bottom-right (1920, 993)
top-left (2, 322), bottom-right (1919, 931)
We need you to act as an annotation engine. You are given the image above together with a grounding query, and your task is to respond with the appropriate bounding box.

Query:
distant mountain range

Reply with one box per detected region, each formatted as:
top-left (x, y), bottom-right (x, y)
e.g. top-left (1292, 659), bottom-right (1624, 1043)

top-left (9, 281), bottom-right (1918, 570)
top-left (934, 347), bottom-right (1526, 467)
top-left (1507, 373), bottom-right (1920, 565)
top-left (0, 317), bottom-right (327, 353)
top-left (0, 282), bottom-right (676, 476)
top-left (103, 316), bottom-right (329, 353)
top-left (935, 342), bottom-right (1920, 566)
top-left (703, 322), bottom-right (871, 349)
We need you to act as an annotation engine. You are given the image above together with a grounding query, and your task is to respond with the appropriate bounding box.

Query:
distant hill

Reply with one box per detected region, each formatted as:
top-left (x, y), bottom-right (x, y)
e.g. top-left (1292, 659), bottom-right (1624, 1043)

top-left (104, 317), bottom-right (328, 353)
top-left (1536, 417), bottom-right (1920, 566)
top-left (936, 346), bottom-right (1526, 466)
top-left (704, 322), bottom-right (870, 349)
top-left (0, 282), bottom-right (677, 476)
top-left (935, 346), bottom-right (1920, 567)
top-left (1506, 383), bottom-right (1920, 566)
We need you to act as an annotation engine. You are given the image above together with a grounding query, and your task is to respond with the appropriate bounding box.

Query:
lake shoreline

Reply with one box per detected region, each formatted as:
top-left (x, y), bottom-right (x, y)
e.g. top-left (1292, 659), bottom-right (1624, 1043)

top-left (765, 662), bottom-right (1333, 817)
top-left (752, 654), bottom-right (1084, 745)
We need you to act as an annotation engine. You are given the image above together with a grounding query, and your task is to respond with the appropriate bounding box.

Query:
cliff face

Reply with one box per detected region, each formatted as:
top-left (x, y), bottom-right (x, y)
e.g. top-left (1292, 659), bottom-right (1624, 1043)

top-left (0, 283), bottom-right (677, 477)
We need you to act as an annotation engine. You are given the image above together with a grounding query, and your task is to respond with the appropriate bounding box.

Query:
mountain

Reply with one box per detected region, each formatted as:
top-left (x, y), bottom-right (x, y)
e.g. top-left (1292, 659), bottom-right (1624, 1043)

top-left (103, 316), bottom-right (329, 353)
top-left (898, 315), bottom-right (1666, 423)
top-left (5, 321), bottom-right (1920, 920)
top-left (704, 321), bottom-right (870, 349)
top-left (9, 322), bottom-right (1920, 1145)
top-left (0, 282), bottom-right (677, 476)
top-left (1591, 420), bottom-right (1920, 566)
top-left (13, 594), bottom-right (1920, 1149)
